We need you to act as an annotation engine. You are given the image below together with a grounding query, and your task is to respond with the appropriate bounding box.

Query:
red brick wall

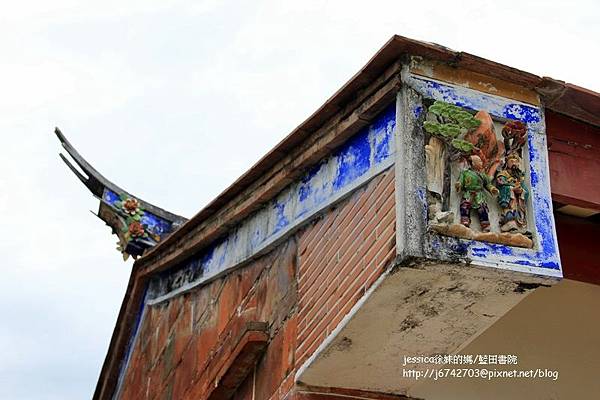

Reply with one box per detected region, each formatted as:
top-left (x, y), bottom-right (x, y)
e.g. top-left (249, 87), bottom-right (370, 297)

top-left (296, 169), bottom-right (396, 369)
top-left (118, 239), bottom-right (298, 400)
top-left (116, 169), bottom-right (396, 400)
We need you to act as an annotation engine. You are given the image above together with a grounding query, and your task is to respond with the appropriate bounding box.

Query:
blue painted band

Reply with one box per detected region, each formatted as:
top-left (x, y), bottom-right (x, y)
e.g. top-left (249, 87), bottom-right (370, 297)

top-left (103, 189), bottom-right (174, 237)
top-left (147, 103), bottom-right (397, 302)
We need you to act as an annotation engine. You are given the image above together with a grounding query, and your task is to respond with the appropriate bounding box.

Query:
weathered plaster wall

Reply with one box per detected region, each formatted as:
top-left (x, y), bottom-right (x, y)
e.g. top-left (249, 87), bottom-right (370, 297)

top-left (409, 58), bottom-right (540, 106)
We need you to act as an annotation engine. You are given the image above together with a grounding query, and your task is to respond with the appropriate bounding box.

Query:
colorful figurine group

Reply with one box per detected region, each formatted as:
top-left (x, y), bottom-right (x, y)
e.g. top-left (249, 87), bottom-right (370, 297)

top-left (423, 101), bottom-right (531, 237)
top-left (455, 120), bottom-right (529, 234)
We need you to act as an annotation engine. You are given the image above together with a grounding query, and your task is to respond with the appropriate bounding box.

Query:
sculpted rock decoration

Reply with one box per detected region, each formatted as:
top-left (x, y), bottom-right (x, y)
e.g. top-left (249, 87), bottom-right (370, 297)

top-left (464, 110), bottom-right (504, 178)
top-left (424, 101), bottom-right (481, 223)
top-left (424, 101), bottom-right (533, 248)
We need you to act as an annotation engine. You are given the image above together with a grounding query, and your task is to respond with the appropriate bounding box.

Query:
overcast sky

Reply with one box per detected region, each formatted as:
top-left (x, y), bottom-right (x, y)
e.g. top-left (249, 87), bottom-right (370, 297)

top-left (0, 1), bottom-right (598, 399)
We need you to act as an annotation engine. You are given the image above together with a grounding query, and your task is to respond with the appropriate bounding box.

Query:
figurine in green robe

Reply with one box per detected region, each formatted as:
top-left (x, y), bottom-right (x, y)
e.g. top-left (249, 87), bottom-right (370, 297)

top-left (455, 155), bottom-right (499, 232)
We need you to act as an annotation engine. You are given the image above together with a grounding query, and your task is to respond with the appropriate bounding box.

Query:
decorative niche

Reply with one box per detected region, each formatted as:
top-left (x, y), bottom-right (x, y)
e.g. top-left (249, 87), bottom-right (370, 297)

top-left (398, 74), bottom-right (562, 276)
top-left (423, 100), bottom-right (534, 248)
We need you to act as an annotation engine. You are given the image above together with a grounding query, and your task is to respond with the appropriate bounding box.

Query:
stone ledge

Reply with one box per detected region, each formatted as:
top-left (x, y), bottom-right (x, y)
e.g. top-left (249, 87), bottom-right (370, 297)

top-left (429, 223), bottom-right (533, 248)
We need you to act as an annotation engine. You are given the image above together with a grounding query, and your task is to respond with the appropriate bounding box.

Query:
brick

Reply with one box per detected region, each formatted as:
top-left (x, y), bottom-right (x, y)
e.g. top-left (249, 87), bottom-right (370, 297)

top-left (237, 259), bottom-right (267, 300)
top-left (295, 330), bottom-right (327, 369)
top-left (118, 166), bottom-right (395, 400)
top-left (191, 286), bottom-right (212, 327)
top-left (157, 378), bottom-right (174, 400)
top-left (296, 170), bottom-right (395, 367)
top-left (299, 186), bottom-right (366, 288)
top-left (277, 372), bottom-right (296, 400)
top-left (194, 321), bottom-right (218, 374)
top-left (299, 171), bottom-right (392, 299)
top-left (299, 212), bottom-right (334, 257)
top-left (172, 340), bottom-right (197, 400)
top-left (173, 299), bottom-right (193, 365)
top-left (258, 242), bottom-right (297, 325)
top-left (298, 303), bottom-right (328, 346)
top-left (168, 296), bottom-right (183, 327)
top-left (230, 371), bottom-right (254, 400)
top-left (216, 277), bottom-right (239, 336)
top-left (297, 311), bottom-right (331, 361)
top-left (329, 270), bottom-right (370, 329)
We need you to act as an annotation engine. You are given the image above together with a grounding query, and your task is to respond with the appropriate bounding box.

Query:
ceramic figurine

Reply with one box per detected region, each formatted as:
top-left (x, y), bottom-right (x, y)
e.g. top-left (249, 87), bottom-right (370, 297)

top-left (495, 152), bottom-right (529, 233)
top-left (455, 155), bottom-right (499, 232)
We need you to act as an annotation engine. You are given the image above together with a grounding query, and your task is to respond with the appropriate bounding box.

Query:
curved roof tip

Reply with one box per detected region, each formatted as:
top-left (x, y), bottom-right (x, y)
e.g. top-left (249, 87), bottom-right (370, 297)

top-left (54, 127), bottom-right (188, 260)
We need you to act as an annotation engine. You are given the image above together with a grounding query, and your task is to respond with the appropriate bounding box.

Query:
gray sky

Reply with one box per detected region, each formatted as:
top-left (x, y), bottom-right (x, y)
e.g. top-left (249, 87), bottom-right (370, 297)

top-left (0, 1), bottom-right (598, 398)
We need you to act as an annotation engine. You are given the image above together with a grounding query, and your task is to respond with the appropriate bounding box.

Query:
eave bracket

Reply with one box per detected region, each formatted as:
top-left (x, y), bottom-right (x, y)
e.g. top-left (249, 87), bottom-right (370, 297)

top-left (55, 127), bottom-right (188, 260)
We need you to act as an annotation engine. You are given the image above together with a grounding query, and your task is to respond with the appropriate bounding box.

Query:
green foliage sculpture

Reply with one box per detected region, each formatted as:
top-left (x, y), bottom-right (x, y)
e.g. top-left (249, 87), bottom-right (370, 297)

top-left (424, 101), bottom-right (481, 150)
top-left (424, 100), bottom-right (482, 210)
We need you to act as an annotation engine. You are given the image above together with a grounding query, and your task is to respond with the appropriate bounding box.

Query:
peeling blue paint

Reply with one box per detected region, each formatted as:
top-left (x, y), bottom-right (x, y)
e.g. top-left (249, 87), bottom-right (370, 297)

top-left (416, 187), bottom-right (426, 204)
top-left (413, 105), bottom-right (423, 118)
top-left (298, 163), bottom-right (323, 203)
top-left (541, 260), bottom-right (560, 269)
top-left (471, 242), bottom-right (516, 258)
top-left (103, 189), bottom-right (120, 204)
top-left (503, 104), bottom-right (540, 124)
top-left (299, 103), bottom-right (395, 215)
top-left (333, 133), bottom-right (372, 190)
top-left (298, 182), bottom-right (313, 203)
top-left (147, 103), bottom-right (397, 302)
top-left (529, 144), bottom-right (540, 187)
top-left (373, 125), bottom-right (392, 164)
top-left (103, 189), bottom-right (173, 238)
top-left (273, 201), bottom-right (289, 234)
top-left (470, 247), bottom-right (489, 258)
top-left (410, 77), bottom-right (543, 131)
top-left (140, 214), bottom-right (173, 237)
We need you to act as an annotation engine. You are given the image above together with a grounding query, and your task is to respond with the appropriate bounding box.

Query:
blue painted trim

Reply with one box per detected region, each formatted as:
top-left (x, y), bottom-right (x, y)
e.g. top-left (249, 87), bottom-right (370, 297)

top-left (112, 287), bottom-right (148, 399)
top-left (147, 104), bottom-right (397, 302)
top-left (103, 189), bottom-right (174, 238)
